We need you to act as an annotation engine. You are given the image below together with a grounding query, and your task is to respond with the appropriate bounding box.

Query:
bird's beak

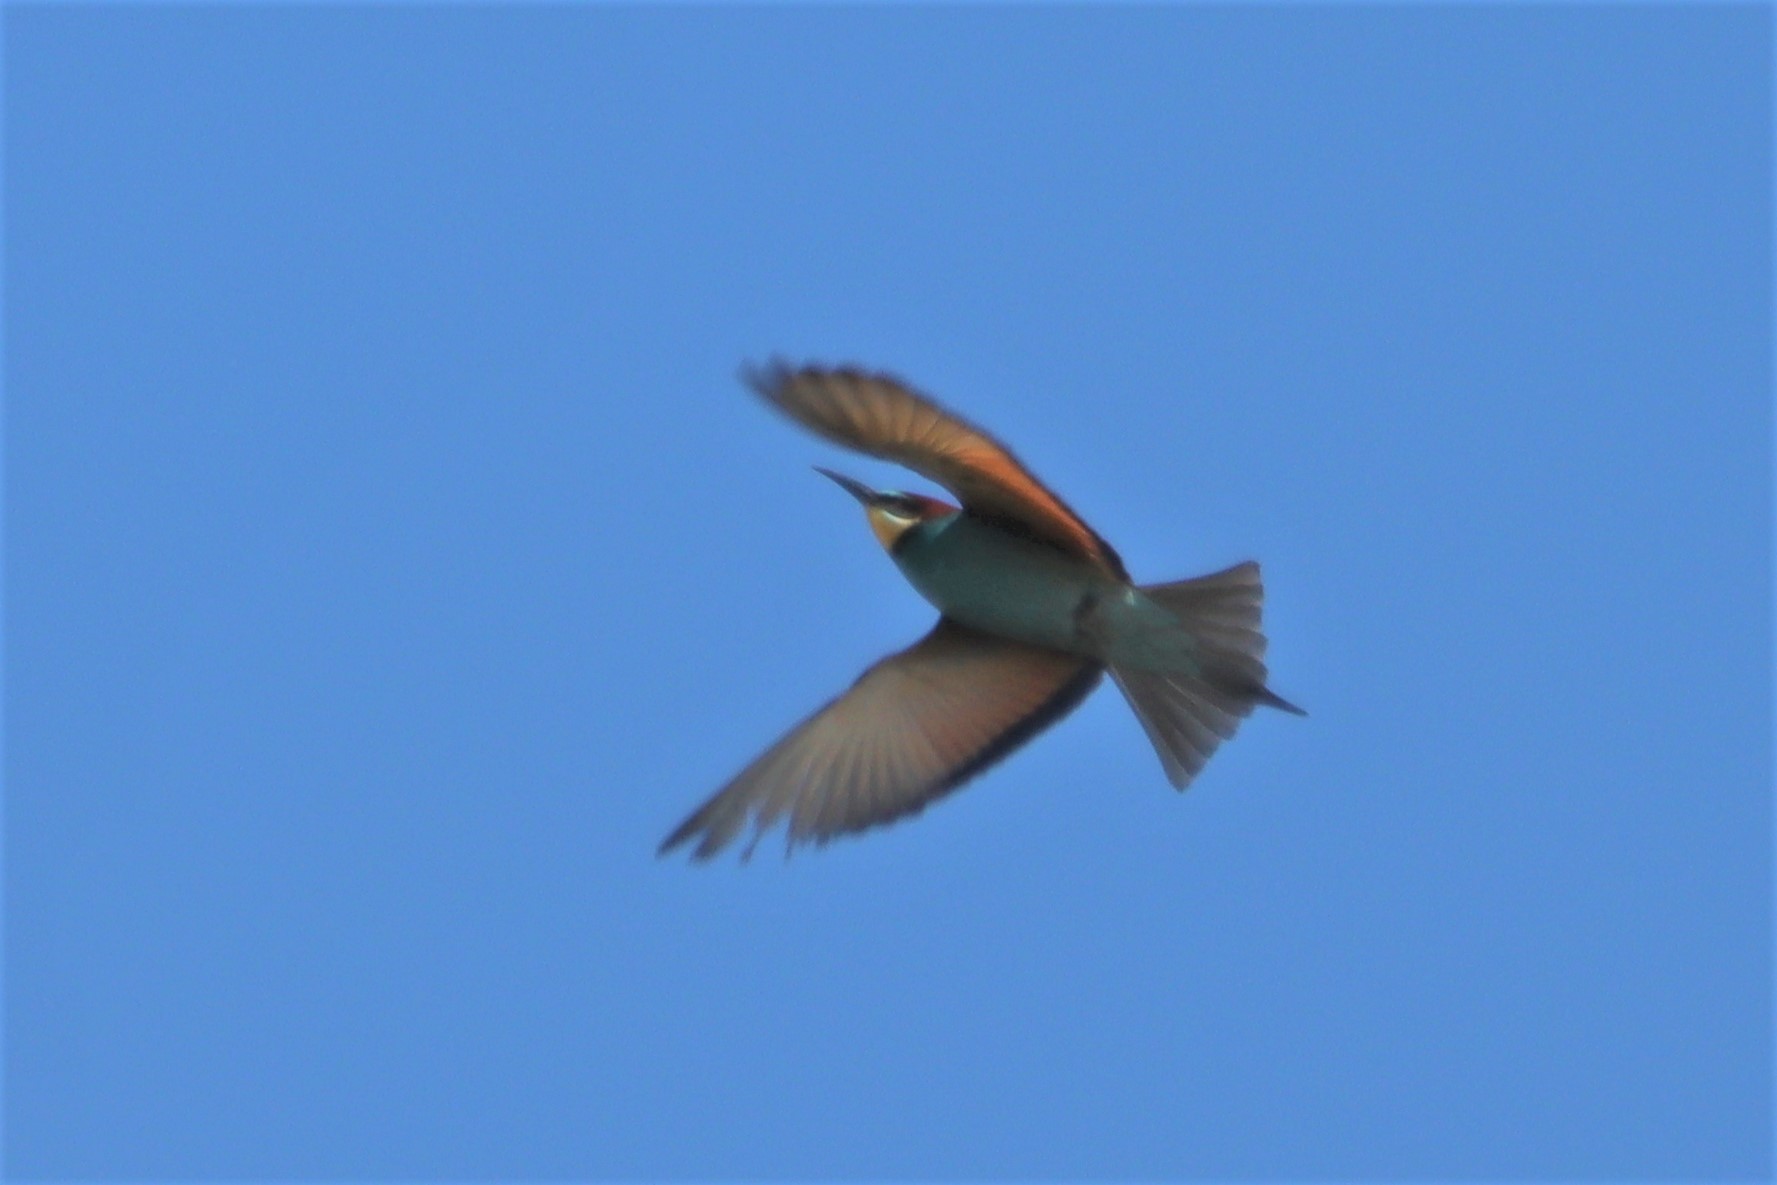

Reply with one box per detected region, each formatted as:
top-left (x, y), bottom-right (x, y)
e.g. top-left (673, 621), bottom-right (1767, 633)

top-left (813, 466), bottom-right (876, 506)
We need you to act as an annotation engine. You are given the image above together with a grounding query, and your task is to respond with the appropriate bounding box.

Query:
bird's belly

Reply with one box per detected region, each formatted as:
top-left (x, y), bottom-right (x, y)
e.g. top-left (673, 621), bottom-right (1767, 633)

top-left (895, 519), bottom-right (1124, 656)
top-left (910, 562), bottom-right (1092, 652)
top-left (895, 517), bottom-right (1204, 672)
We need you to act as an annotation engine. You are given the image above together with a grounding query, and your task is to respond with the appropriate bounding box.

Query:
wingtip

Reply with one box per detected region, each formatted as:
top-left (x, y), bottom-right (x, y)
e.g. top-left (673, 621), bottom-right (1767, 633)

top-left (657, 817), bottom-right (706, 860)
top-left (660, 810), bottom-right (751, 863)
top-left (739, 357), bottom-right (794, 399)
top-left (658, 836), bottom-right (723, 864)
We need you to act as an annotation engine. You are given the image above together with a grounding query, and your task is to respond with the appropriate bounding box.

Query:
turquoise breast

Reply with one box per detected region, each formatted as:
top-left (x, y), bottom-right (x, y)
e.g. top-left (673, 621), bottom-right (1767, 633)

top-left (893, 514), bottom-right (1119, 654)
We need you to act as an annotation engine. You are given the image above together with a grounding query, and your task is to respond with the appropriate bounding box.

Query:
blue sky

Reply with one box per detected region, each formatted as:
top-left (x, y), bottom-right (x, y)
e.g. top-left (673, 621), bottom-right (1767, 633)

top-left (6, 5), bottom-right (1770, 1179)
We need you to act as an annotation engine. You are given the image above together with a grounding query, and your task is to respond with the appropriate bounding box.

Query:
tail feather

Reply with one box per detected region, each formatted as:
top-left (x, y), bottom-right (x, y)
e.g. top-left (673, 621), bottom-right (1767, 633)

top-left (1112, 562), bottom-right (1304, 790)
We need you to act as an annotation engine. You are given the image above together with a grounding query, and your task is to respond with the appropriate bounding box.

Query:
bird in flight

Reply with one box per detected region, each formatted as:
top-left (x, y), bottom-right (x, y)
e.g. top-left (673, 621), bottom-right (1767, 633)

top-left (661, 362), bottom-right (1303, 861)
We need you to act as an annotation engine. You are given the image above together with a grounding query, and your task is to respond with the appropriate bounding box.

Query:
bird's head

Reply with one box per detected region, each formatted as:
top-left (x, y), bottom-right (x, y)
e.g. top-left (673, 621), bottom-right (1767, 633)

top-left (815, 467), bottom-right (957, 553)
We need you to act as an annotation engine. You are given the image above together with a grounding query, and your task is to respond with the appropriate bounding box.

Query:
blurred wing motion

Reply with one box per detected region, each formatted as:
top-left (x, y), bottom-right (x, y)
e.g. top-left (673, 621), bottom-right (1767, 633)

top-left (660, 619), bottom-right (1102, 860)
top-left (747, 361), bottom-right (1128, 578)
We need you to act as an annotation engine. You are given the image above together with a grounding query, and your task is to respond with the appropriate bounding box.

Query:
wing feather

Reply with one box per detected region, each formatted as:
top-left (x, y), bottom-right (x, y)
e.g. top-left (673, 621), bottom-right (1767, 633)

top-left (747, 362), bottom-right (1128, 578)
top-left (661, 619), bottom-right (1102, 860)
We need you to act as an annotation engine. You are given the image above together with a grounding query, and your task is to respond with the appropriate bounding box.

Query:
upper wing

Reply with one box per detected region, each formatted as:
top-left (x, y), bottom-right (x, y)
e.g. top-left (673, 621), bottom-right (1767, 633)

top-left (660, 619), bottom-right (1102, 861)
top-left (747, 362), bottom-right (1128, 579)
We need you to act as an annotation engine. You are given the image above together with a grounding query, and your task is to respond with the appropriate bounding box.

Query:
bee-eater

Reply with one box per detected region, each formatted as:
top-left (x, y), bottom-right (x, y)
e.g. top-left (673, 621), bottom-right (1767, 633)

top-left (661, 362), bottom-right (1303, 861)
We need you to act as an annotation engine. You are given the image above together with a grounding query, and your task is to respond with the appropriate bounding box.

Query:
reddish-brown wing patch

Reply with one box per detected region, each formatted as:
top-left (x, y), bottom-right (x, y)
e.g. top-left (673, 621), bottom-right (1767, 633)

top-left (749, 363), bottom-right (1127, 578)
